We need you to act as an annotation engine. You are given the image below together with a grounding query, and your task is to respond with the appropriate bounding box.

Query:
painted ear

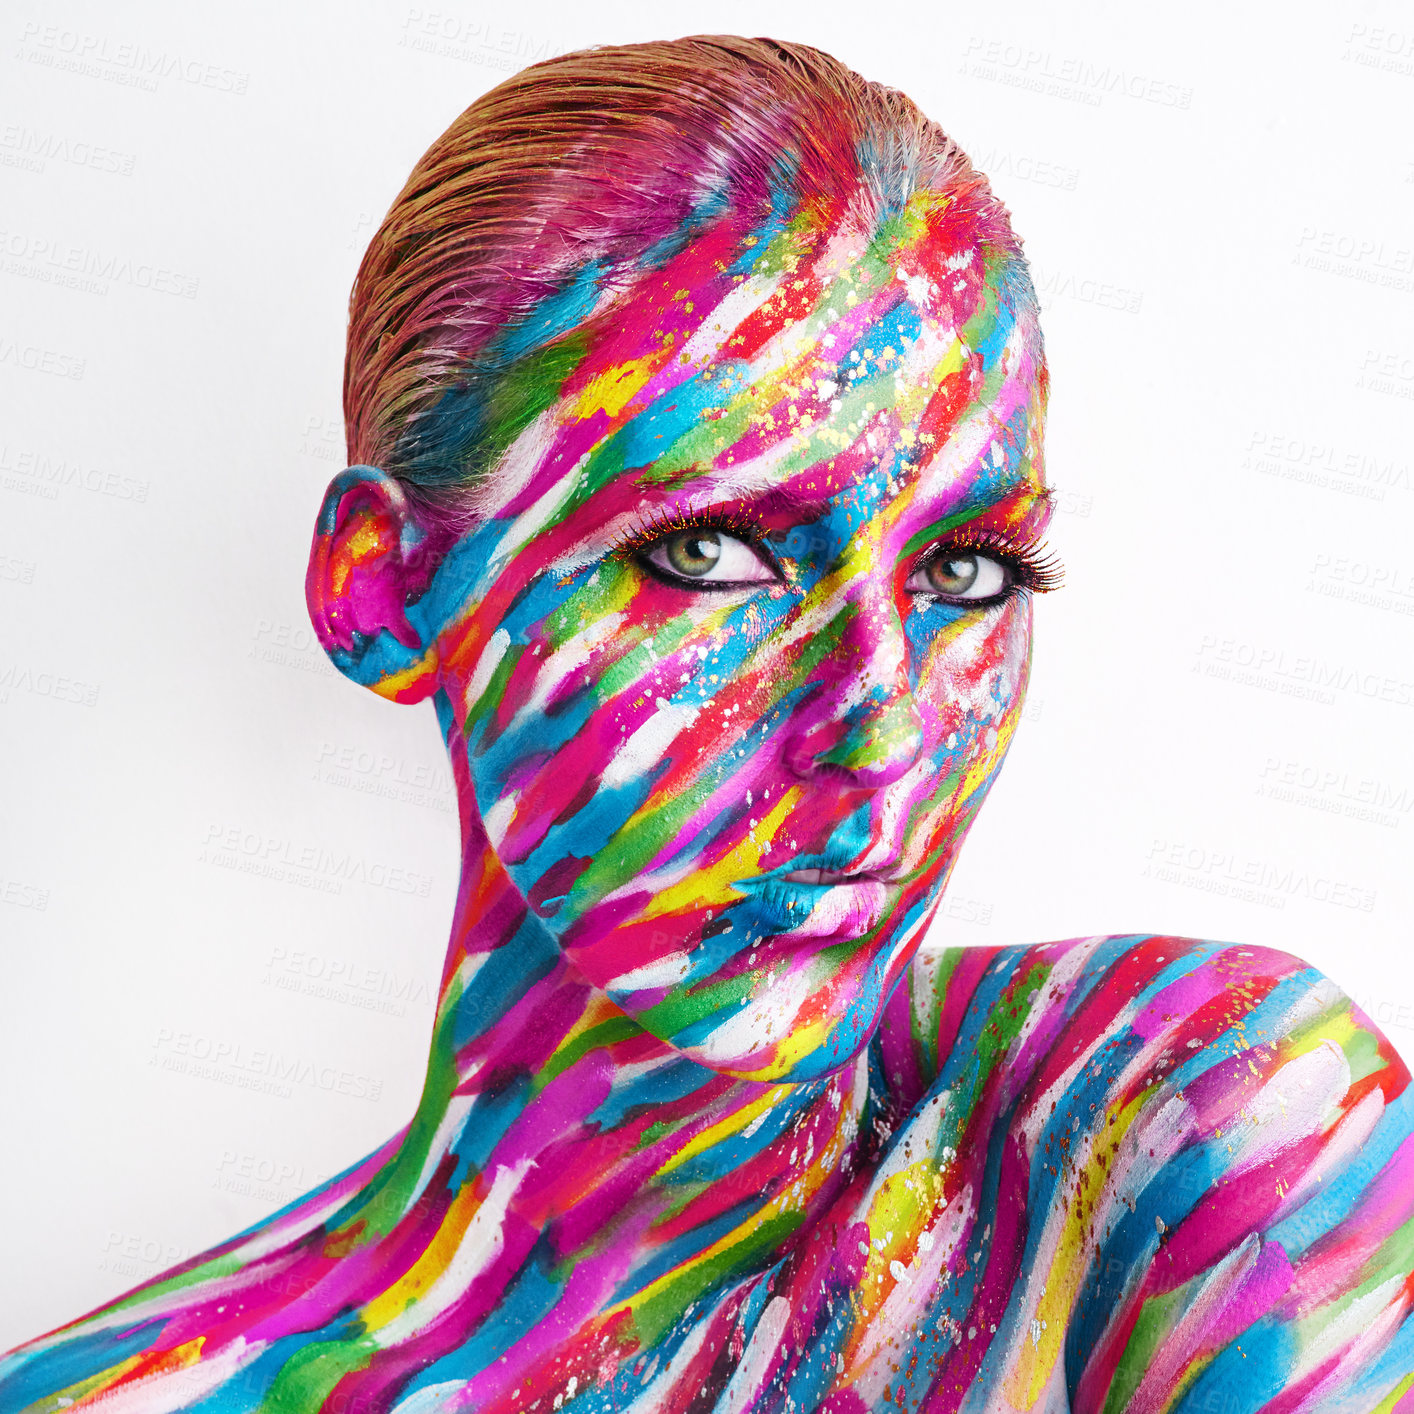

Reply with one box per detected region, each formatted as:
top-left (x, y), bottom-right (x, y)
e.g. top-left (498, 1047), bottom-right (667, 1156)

top-left (306, 466), bottom-right (440, 703)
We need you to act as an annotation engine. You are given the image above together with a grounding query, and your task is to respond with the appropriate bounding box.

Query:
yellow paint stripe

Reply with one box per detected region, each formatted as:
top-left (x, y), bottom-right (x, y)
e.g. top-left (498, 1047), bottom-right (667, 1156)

top-left (610, 1102), bottom-right (852, 1319)
top-left (42, 1354), bottom-right (148, 1411)
top-left (371, 648), bottom-right (439, 702)
top-left (655, 1084), bottom-right (795, 1178)
top-left (361, 1180), bottom-right (483, 1328)
top-left (1286, 1008), bottom-right (1358, 1059)
top-left (1008, 1090), bottom-right (1147, 1407)
top-left (638, 790), bottom-right (799, 921)
top-left (574, 354), bottom-right (663, 420)
top-left (758, 1016), bottom-right (838, 1078)
top-left (1373, 1371), bottom-right (1414, 1413)
top-left (58, 1339), bottom-right (209, 1411)
top-left (839, 1158), bottom-right (942, 1361)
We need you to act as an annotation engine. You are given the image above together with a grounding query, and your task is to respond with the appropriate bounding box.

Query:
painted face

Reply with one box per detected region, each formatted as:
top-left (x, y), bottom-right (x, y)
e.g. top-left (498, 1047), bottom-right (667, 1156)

top-left (410, 191), bottom-right (1053, 1081)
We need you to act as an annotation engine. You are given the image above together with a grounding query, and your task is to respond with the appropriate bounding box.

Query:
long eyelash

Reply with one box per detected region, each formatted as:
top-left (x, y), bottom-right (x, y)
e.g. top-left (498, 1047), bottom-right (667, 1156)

top-left (919, 528), bottom-right (1066, 595)
top-left (606, 508), bottom-right (1065, 595)
top-left (606, 505), bottom-right (771, 559)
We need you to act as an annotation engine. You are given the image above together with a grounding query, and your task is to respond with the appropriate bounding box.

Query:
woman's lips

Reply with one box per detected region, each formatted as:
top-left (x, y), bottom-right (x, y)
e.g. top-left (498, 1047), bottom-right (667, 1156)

top-left (736, 869), bottom-right (902, 939)
top-left (782, 867), bottom-right (867, 885)
top-left (781, 866), bottom-right (904, 886)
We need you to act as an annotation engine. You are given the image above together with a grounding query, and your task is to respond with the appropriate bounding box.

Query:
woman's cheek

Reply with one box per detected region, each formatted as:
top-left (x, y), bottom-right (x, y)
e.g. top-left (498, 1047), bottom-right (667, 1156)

top-left (910, 600), bottom-right (1033, 817)
top-left (459, 644), bottom-right (773, 931)
top-left (918, 596), bottom-right (1031, 727)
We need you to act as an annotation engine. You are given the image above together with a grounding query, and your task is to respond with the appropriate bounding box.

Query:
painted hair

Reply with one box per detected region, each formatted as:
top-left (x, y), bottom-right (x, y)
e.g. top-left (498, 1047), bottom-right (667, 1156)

top-left (343, 34), bottom-right (1038, 531)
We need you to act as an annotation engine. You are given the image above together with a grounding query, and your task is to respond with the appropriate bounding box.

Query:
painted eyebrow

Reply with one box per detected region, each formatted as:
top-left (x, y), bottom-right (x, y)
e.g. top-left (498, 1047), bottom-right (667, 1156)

top-left (542, 484), bottom-right (834, 579)
top-left (674, 481), bottom-right (1053, 544)
top-left (718, 487), bottom-right (833, 525)
top-left (930, 482), bottom-right (1054, 527)
top-left (897, 482), bottom-right (1055, 555)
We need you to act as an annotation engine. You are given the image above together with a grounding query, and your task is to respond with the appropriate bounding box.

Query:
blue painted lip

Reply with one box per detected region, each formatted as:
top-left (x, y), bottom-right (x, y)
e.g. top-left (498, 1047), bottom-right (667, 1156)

top-left (731, 873), bottom-right (898, 940)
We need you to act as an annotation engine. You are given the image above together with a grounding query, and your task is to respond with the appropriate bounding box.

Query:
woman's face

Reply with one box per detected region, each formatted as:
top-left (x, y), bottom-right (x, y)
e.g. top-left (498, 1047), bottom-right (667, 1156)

top-left (412, 196), bottom-right (1051, 1081)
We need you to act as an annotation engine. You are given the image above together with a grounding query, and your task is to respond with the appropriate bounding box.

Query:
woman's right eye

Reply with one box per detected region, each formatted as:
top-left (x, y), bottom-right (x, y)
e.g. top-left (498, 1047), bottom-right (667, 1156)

top-left (640, 529), bottom-right (778, 589)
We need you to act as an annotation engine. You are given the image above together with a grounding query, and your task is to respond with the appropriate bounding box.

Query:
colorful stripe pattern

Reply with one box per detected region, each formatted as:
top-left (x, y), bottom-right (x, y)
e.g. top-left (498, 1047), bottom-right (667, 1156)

top-left (1, 937), bottom-right (1410, 1411)
top-left (354, 176), bottom-right (1052, 1092)
top-left (4, 42), bottom-right (1409, 1413)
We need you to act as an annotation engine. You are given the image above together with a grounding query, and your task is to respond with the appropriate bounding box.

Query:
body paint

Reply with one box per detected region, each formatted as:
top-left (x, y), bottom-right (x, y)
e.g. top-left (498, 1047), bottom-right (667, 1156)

top-left (4, 50), bottom-right (1411, 1414)
top-left (2, 939), bottom-right (1410, 1412)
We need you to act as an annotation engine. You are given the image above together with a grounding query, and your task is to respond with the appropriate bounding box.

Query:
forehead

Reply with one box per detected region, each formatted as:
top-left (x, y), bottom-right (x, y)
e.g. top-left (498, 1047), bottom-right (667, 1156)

top-left (470, 191), bottom-right (1046, 549)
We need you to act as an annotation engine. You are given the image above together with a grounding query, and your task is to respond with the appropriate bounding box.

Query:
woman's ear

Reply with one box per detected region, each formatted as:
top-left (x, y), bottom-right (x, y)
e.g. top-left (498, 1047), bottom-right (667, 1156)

top-left (306, 466), bottom-right (441, 703)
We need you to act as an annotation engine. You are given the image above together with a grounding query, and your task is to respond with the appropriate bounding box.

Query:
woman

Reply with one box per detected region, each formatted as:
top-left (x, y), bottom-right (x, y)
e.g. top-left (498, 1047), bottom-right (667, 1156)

top-left (2, 34), bottom-right (1410, 1414)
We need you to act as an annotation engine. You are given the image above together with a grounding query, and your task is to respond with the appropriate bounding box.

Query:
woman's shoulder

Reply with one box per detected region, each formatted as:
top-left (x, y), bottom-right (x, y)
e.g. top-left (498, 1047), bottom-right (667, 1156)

top-left (850, 935), bottom-right (1414, 1411)
top-left (0, 1139), bottom-right (395, 1413)
top-left (878, 933), bottom-right (1411, 1131)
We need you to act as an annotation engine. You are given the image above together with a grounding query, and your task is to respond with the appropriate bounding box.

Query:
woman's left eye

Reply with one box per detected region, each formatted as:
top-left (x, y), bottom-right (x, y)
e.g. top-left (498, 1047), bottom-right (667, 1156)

top-left (640, 529), bottom-right (777, 587)
top-left (905, 550), bottom-right (1011, 603)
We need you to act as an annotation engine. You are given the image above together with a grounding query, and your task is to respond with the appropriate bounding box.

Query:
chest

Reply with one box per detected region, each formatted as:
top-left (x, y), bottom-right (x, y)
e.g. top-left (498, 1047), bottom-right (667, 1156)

top-left (632, 1073), bottom-right (1079, 1414)
top-left (568, 941), bottom-right (1226, 1414)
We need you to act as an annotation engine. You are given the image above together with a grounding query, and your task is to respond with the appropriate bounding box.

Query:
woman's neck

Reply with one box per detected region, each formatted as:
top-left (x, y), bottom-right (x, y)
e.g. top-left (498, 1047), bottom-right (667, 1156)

top-left (302, 716), bottom-right (877, 1374)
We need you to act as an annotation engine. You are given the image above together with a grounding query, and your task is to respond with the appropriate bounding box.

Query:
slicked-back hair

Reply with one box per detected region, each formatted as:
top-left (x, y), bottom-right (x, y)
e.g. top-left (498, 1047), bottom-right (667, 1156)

top-left (343, 34), bottom-right (1035, 527)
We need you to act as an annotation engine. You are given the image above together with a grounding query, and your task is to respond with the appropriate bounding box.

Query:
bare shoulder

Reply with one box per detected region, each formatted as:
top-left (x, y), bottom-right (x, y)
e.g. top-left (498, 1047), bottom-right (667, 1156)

top-left (894, 932), bottom-right (1409, 1063)
top-left (0, 1139), bottom-right (393, 1413)
top-left (865, 933), bottom-right (1414, 1412)
top-left (885, 932), bottom-right (1412, 1115)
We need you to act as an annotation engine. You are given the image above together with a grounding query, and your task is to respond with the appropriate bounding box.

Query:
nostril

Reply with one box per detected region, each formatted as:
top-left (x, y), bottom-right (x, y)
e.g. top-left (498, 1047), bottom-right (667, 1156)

top-left (783, 724), bottom-right (843, 780)
top-left (790, 757), bottom-right (867, 787)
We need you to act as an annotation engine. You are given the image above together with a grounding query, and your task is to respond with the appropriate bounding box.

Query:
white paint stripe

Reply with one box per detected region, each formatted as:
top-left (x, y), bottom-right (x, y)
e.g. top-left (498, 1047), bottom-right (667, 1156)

top-left (372, 1159), bottom-right (532, 1348)
top-left (72, 1337), bottom-right (264, 1412)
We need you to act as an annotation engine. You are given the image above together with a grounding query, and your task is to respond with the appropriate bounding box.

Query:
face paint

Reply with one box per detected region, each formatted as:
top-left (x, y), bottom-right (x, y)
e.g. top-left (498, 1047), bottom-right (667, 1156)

top-left (409, 191), bottom-right (1053, 1081)
top-left (5, 70), bottom-right (1412, 1414)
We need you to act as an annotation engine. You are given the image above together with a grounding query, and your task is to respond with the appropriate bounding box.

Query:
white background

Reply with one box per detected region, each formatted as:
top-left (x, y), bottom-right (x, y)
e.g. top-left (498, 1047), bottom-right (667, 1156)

top-left (2, 0), bottom-right (1411, 1350)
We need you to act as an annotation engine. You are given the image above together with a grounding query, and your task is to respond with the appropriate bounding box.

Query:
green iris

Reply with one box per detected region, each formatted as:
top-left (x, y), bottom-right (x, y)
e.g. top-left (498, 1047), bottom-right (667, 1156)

top-left (665, 530), bottom-right (723, 578)
top-left (926, 553), bottom-right (979, 596)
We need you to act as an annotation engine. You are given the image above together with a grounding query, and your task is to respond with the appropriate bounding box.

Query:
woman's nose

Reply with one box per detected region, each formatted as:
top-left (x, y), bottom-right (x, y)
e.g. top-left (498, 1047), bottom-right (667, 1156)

top-left (782, 593), bottom-right (926, 788)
